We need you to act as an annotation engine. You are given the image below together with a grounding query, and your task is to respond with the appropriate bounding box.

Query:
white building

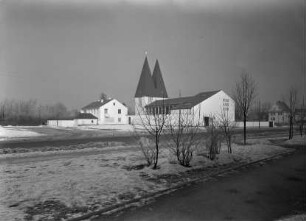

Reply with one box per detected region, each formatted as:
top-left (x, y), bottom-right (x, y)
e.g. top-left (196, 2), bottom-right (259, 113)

top-left (145, 90), bottom-right (235, 126)
top-left (81, 98), bottom-right (128, 124)
top-left (133, 56), bottom-right (235, 126)
top-left (47, 113), bottom-right (98, 127)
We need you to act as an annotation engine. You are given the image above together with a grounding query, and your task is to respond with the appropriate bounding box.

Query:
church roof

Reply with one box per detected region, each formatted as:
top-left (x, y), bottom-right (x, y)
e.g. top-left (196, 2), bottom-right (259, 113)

top-left (152, 60), bottom-right (168, 98)
top-left (146, 90), bottom-right (221, 110)
top-left (134, 57), bottom-right (157, 98)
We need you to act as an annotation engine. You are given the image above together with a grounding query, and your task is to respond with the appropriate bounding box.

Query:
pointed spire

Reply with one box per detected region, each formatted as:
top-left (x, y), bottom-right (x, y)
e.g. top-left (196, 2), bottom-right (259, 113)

top-left (134, 57), bottom-right (156, 98)
top-left (152, 59), bottom-right (168, 98)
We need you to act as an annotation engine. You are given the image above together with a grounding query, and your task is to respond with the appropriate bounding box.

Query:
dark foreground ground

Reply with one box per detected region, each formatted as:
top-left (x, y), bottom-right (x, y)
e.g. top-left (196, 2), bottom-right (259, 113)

top-left (93, 146), bottom-right (306, 221)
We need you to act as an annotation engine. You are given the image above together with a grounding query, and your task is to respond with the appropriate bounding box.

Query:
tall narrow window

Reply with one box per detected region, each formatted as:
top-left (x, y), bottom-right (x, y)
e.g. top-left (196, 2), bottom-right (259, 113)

top-left (104, 109), bottom-right (108, 114)
top-left (118, 109), bottom-right (121, 114)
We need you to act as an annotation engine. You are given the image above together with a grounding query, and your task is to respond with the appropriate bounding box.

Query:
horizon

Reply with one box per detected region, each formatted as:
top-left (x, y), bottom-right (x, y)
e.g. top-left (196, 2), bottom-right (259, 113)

top-left (0, 0), bottom-right (305, 110)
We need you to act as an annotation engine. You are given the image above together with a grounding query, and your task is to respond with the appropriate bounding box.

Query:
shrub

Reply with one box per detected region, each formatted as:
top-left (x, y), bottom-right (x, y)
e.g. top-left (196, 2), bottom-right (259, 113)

top-left (138, 137), bottom-right (156, 167)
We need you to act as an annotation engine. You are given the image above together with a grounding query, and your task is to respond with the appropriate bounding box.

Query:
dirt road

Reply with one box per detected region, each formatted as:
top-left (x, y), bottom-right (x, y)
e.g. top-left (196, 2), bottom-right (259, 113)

top-left (93, 147), bottom-right (306, 221)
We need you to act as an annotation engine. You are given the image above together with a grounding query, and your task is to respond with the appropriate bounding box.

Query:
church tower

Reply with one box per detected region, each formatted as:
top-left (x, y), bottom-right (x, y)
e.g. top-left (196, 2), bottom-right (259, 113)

top-left (134, 57), bottom-right (168, 115)
top-left (152, 59), bottom-right (168, 98)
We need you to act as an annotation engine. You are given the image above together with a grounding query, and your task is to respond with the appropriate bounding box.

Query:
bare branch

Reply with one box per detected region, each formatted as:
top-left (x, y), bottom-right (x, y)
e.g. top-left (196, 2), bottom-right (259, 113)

top-left (233, 72), bottom-right (257, 145)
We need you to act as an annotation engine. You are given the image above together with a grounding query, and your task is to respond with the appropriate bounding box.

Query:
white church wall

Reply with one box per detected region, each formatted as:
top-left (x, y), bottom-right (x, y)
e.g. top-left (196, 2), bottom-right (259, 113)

top-left (135, 96), bottom-right (166, 116)
top-left (197, 90), bottom-right (235, 123)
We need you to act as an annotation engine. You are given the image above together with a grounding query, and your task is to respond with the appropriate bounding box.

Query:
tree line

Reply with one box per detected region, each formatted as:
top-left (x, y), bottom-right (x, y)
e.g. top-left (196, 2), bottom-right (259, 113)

top-left (0, 99), bottom-right (77, 126)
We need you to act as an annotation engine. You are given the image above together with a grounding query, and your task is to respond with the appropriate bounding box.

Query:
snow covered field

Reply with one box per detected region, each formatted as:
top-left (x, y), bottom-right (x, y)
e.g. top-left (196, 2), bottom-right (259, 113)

top-left (0, 126), bottom-right (43, 141)
top-left (0, 136), bottom-right (302, 221)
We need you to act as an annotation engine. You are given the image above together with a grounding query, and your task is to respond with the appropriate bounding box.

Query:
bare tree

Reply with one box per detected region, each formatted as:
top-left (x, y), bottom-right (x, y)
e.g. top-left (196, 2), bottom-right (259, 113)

top-left (0, 99), bottom-right (9, 121)
top-left (138, 137), bottom-right (156, 167)
top-left (255, 100), bottom-right (262, 128)
top-left (233, 72), bottom-right (257, 145)
top-left (99, 92), bottom-right (109, 101)
top-left (166, 108), bottom-right (200, 167)
top-left (133, 99), bottom-right (168, 169)
top-left (205, 117), bottom-right (222, 160)
top-left (0, 99), bottom-right (72, 125)
top-left (288, 88), bottom-right (297, 139)
top-left (218, 109), bottom-right (236, 154)
top-left (298, 103), bottom-right (305, 136)
top-left (253, 100), bottom-right (271, 128)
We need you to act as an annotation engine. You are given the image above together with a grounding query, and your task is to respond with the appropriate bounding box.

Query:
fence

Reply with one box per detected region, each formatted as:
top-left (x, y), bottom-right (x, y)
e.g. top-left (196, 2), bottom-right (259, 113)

top-left (235, 121), bottom-right (271, 128)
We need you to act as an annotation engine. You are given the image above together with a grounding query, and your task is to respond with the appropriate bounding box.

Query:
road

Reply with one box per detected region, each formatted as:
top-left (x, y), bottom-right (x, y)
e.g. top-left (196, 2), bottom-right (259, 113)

top-left (93, 146), bottom-right (306, 221)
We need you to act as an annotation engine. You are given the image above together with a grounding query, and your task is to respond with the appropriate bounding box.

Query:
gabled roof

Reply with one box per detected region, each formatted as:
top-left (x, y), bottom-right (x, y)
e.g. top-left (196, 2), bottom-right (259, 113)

top-left (134, 57), bottom-right (156, 98)
top-left (195, 90), bottom-right (221, 100)
top-left (81, 99), bottom-right (112, 110)
top-left (269, 101), bottom-right (290, 113)
top-left (152, 60), bottom-right (168, 98)
top-left (75, 113), bottom-right (98, 119)
top-left (146, 90), bottom-right (221, 110)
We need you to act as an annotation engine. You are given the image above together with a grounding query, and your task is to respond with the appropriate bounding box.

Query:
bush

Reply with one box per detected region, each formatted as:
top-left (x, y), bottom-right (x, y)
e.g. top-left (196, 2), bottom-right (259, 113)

top-left (138, 137), bottom-right (156, 167)
top-left (205, 125), bottom-right (221, 160)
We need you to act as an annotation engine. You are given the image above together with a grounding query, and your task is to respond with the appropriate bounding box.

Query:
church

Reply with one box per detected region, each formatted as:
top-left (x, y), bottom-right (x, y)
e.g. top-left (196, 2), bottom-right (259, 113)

top-left (134, 56), bottom-right (235, 126)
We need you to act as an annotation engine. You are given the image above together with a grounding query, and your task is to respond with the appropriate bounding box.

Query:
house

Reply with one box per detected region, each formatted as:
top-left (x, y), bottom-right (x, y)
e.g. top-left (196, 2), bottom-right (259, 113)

top-left (81, 98), bottom-right (128, 124)
top-left (133, 56), bottom-right (235, 126)
top-left (268, 101), bottom-right (290, 124)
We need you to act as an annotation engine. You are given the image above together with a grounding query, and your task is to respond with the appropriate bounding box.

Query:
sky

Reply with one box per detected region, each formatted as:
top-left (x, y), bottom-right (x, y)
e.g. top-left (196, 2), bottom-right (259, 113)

top-left (0, 0), bottom-right (305, 110)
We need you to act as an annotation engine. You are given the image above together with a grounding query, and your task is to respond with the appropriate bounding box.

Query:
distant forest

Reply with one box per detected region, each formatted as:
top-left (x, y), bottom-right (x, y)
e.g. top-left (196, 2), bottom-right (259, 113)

top-left (0, 99), bottom-right (78, 126)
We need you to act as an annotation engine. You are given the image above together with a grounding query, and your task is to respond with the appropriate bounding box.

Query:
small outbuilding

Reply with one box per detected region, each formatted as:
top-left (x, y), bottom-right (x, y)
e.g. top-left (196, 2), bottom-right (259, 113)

top-left (47, 118), bottom-right (75, 127)
top-left (47, 113), bottom-right (98, 127)
top-left (74, 113), bottom-right (98, 126)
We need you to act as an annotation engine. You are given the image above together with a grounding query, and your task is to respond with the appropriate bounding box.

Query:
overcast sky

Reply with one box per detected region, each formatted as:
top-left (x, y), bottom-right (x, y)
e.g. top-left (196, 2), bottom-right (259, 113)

top-left (0, 0), bottom-right (305, 109)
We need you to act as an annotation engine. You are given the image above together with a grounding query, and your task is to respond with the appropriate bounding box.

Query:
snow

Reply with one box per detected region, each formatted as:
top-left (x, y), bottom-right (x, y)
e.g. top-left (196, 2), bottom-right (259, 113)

top-left (0, 137), bottom-right (294, 220)
top-left (0, 126), bottom-right (43, 141)
top-left (284, 135), bottom-right (306, 145)
top-left (0, 142), bottom-right (129, 159)
top-left (276, 214), bottom-right (306, 221)
top-left (70, 125), bottom-right (134, 131)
